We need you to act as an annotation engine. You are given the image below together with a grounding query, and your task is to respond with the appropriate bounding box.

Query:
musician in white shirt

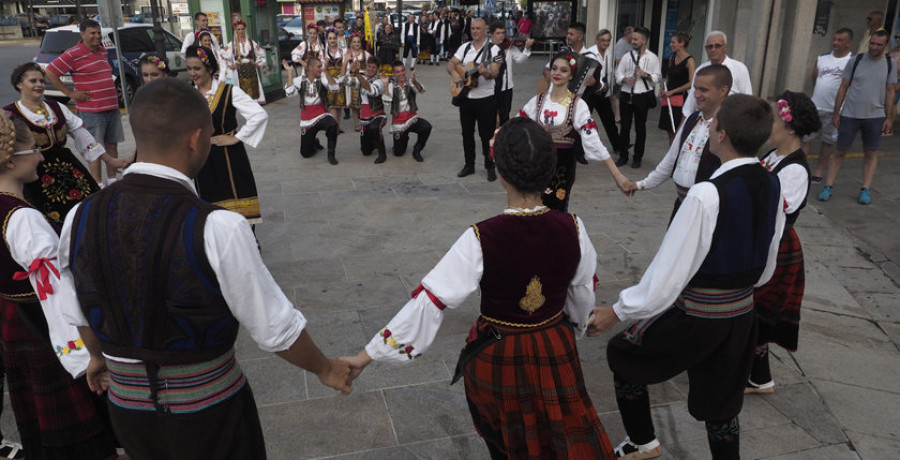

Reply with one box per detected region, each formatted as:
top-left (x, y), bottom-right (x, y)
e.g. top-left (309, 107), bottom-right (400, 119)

top-left (615, 26), bottom-right (661, 169)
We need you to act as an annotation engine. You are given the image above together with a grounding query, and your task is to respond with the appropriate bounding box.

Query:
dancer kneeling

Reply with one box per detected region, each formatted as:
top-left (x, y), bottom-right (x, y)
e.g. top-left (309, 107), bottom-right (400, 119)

top-left (283, 57), bottom-right (340, 164)
top-left (382, 61), bottom-right (431, 162)
top-left (345, 117), bottom-right (616, 459)
top-left (589, 94), bottom-right (785, 460)
top-left (519, 51), bottom-right (630, 211)
top-left (348, 57), bottom-right (387, 163)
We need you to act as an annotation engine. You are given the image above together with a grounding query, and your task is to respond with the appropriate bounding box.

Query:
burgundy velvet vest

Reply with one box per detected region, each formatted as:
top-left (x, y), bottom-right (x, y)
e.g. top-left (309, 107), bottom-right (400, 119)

top-left (0, 194), bottom-right (37, 303)
top-left (474, 209), bottom-right (580, 326)
top-left (4, 100), bottom-right (68, 154)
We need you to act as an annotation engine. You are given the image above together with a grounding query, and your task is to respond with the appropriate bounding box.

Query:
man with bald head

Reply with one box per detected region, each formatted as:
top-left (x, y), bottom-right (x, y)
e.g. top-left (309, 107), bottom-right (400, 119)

top-left (681, 31), bottom-right (752, 118)
top-left (55, 78), bottom-right (353, 458)
top-left (448, 17), bottom-right (503, 181)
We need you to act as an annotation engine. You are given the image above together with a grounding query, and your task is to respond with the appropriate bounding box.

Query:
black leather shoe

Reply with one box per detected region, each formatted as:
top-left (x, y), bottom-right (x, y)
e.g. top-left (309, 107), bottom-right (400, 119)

top-left (327, 152), bottom-right (338, 165)
top-left (576, 155), bottom-right (588, 165)
top-left (457, 166), bottom-right (475, 177)
top-left (412, 148), bottom-right (424, 162)
top-left (615, 155), bottom-right (629, 167)
top-left (486, 168), bottom-right (497, 182)
top-left (631, 159), bottom-right (641, 169)
top-left (343, 109), bottom-right (351, 119)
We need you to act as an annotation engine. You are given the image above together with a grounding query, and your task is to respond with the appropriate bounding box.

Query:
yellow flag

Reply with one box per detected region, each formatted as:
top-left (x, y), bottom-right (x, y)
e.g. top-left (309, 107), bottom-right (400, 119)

top-left (364, 7), bottom-right (374, 51)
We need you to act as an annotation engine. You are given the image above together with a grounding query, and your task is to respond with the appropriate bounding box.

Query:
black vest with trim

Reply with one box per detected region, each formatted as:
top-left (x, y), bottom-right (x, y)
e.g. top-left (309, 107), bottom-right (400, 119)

top-left (391, 83), bottom-right (418, 116)
top-left (209, 83), bottom-right (237, 136)
top-left (689, 163), bottom-right (781, 289)
top-left (769, 149), bottom-right (810, 227)
top-left (297, 79), bottom-right (331, 110)
top-left (70, 174), bottom-right (238, 365)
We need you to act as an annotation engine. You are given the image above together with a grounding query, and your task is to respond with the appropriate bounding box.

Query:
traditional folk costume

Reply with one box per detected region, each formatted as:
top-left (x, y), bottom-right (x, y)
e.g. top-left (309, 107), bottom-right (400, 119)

top-left (4, 100), bottom-right (102, 227)
top-left (365, 206), bottom-right (615, 459)
top-left (322, 44), bottom-right (347, 108)
top-left (383, 78), bottom-right (431, 160)
top-left (418, 20), bottom-right (434, 64)
top-left (290, 39), bottom-right (323, 77)
top-left (285, 73), bottom-right (340, 163)
top-left (344, 48), bottom-right (371, 111)
top-left (377, 31), bottom-right (400, 74)
top-left (400, 21), bottom-right (421, 69)
top-left (519, 92), bottom-right (611, 212)
top-left (607, 158), bottom-right (785, 459)
top-left (57, 163), bottom-right (309, 459)
top-left (222, 37), bottom-right (267, 104)
top-left (195, 80), bottom-right (268, 223)
top-left (346, 71), bottom-right (387, 161)
top-left (635, 110), bottom-right (721, 220)
top-left (181, 27), bottom-right (221, 53)
top-left (430, 18), bottom-right (450, 63)
top-left (0, 193), bottom-right (117, 459)
top-left (750, 149), bottom-right (810, 390)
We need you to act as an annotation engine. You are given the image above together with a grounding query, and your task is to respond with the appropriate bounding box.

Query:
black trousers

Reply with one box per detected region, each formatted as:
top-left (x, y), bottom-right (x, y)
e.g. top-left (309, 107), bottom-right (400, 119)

top-left (393, 118), bottom-right (432, 155)
top-left (403, 37), bottom-right (418, 58)
top-left (496, 88), bottom-right (514, 126)
top-left (584, 91), bottom-right (622, 153)
top-left (300, 116), bottom-right (338, 158)
top-left (458, 95), bottom-right (497, 169)
top-left (360, 116), bottom-right (386, 155)
top-left (108, 384), bottom-right (267, 460)
top-left (619, 91), bottom-right (654, 160)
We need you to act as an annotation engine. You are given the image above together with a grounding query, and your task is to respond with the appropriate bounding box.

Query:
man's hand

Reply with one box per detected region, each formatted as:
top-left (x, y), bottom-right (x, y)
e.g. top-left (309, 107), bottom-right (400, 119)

top-left (882, 118), bottom-right (893, 135)
top-left (587, 306), bottom-right (621, 337)
top-left (316, 358), bottom-right (353, 395)
top-left (832, 113), bottom-right (841, 129)
top-left (584, 74), bottom-right (596, 88)
top-left (70, 90), bottom-right (91, 102)
top-left (625, 76), bottom-right (636, 86)
top-left (85, 355), bottom-right (110, 394)
top-left (525, 38), bottom-right (535, 49)
top-left (616, 177), bottom-right (637, 196)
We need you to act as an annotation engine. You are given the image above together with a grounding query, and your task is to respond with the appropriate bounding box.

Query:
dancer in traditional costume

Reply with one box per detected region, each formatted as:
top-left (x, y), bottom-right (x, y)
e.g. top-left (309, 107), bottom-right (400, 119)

top-left (342, 33), bottom-right (371, 132)
top-left (344, 117), bottom-right (616, 460)
top-left (54, 78), bottom-right (352, 459)
top-left (291, 24), bottom-right (323, 77)
top-left (223, 19), bottom-right (267, 104)
top-left (4, 63), bottom-right (124, 228)
top-left (748, 91), bottom-right (819, 394)
top-left (382, 61), bottom-right (431, 162)
top-left (589, 95), bottom-right (785, 460)
top-left (283, 57), bottom-right (340, 165)
top-left (376, 23), bottom-right (400, 74)
top-left (0, 112), bottom-right (118, 460)
top-left (138, 52), bottom-right (172, 82)
top-left (518, 51), bottom-right (631, 211)
top-left (322, 27), bottom-right (347, 123)
top-left (187, 46), bottom-right (267, 222)
top-left (348, 57), bottom-right (387, 163)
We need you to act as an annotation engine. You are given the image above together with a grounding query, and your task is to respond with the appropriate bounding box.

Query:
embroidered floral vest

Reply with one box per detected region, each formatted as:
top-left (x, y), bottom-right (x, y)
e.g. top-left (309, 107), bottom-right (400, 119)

top-left (536, 92), bottom-right (578, 149)
top-left (3, 100), bottom-right (68, 154)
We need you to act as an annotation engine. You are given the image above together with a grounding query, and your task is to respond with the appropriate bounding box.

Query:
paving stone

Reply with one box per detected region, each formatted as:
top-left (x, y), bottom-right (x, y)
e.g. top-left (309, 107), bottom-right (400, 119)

top-left (802, 263), bottom-right (872, 319)
top-left (832, 266), bottom-right (900, 295)
top-left (319, 434), bottom-right (490, 459)
top-left (845, 430), bottom-right (900, 460)
top-left (793, 337), bottom-right (900, 390)
top-left (878, 321), bottom-right (900, 350)
top-left (258, 391), bottom-right (395, 459)
top-left (761, 383), bottom-right (847, 444)
top-left (383, 381), bottom-right (475, 444)
top-left (756, 442), bottom-right (857, 459)
top-left (799, 309), bottom-right (895, 353)
top-left (666, 423), bottom-right (824, 460)
top-left (242, 356), bottom-right (308, 406)
top-left (341, 250), bottom-right (440, 282)
top-left (813, 380), bottom-right (900, 441)
top-left (853, 292), bottom-right (900, 322)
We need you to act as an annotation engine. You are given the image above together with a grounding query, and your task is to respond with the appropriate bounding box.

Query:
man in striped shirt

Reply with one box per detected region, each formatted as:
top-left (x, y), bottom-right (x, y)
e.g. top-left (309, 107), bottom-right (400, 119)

top-left (45, 19), bottom-right (130, 182)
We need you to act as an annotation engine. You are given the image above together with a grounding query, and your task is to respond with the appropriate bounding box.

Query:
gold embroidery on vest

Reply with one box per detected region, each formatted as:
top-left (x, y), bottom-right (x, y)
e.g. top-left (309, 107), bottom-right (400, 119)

top-left (519, 276), bottom-right (545, 314)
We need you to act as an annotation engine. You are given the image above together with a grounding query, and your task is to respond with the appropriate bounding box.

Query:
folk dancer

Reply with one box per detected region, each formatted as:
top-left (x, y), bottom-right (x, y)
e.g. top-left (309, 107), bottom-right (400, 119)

top-left (222, 19), bottom-right (267, 104)
top-left (589, 94), bottom-right (785, 460)
top-left (322, 28), bottom-right (347, 125)
top-left (349, 57), bottom-right (387, 163)
top-left (55, 78), bottom-right (352, 458)
top-left (749, 91), bottom-right (820, 394)
top-left (519, 51), bottom-right (630, 212)
top-left (283, 57), bottom-right (341, 165)
top-left (342, 33), bottom-right (371, 132)
top-left (583, 29), bottom-right (624, 161)
top-left (343, 117), bottom-right (617, 460)
top-left (291, 23), bottom-right (323, 77)
top-left (181, 12), bottom-right (221, 53)
top-left (382, 61), bottom-right (431, 162)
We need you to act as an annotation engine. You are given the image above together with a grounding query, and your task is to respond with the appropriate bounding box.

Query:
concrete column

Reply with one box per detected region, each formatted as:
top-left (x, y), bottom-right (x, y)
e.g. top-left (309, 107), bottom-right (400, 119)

top-left (773, 0), bottom-right (817, 96)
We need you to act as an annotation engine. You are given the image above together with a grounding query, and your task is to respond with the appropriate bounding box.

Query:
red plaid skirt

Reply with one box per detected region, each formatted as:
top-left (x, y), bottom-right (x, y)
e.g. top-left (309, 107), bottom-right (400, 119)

top-left (0, 299), bottom-right (117, 459)
top-left (463, 317), bottom-right (615, 459)
top-left (753, 227), bottom-right (804, 351)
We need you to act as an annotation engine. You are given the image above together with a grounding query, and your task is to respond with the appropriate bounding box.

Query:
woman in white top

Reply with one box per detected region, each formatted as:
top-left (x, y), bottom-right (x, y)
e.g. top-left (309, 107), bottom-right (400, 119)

top-left (222, 19), bottom-right (267, 104)
top-left (342, 33), bottom-right (371, 132)
top-left (518, 51), bottom-right (631, 211)
top-left (290, 23), bottom-right (324, 77)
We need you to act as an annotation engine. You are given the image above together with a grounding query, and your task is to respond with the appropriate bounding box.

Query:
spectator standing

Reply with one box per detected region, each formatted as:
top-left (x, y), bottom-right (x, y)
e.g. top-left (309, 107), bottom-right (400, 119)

top-left (681, 31), bottom-right (752, 118)
top-left (820, 29), bottom-right (896, 205)
top-left (858, 10), bottom-right (885, 54)
top-left (44, 19), bottom-right (130, 184)
top-left (615, 26), bottom-right (661, 169)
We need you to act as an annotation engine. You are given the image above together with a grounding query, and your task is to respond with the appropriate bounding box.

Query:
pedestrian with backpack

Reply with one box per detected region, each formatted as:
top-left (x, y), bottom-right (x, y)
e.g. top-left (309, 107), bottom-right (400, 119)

top-left (820, 29), bottom-right (896, 205)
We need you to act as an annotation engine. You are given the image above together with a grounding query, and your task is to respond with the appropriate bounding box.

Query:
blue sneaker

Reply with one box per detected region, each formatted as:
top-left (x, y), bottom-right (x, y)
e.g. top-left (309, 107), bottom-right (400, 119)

top-left (858, 188), bottom-right (871, 205)
top-left (818, 185), bottom-right (833, 202)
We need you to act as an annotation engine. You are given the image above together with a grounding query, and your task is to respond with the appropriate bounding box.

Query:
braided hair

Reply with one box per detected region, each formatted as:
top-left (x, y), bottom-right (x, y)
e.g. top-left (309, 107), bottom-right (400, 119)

top-left (0, 113), bottom-right (32, 167)
top-left (493, 117), bottom-right (556, 193)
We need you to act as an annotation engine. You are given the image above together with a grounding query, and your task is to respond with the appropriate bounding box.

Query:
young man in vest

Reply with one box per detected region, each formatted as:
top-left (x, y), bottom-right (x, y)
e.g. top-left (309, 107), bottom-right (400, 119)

top-left (625, 65), bottom-right (732, 218)
top-left (350, 56), bottom-right (388, 164)
top-left (400, 14), bottom-right (421, 70)
top-left (283, 57), bottom-right (341, 165)
top-left (382, 61), bottom-right (431, 162)
top-left (55, 78), bottom-right (352, 458)
top-left (589, 94), bottom-right (785, 460)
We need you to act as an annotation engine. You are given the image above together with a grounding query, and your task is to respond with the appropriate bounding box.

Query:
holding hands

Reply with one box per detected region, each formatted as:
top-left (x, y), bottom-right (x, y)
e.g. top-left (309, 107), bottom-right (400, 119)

top-left (586, 306), bottom-right (620, 337)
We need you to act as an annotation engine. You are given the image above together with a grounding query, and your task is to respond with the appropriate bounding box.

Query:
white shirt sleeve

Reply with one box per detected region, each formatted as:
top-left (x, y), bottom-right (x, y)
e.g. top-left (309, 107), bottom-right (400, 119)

top-left (61, 103), bottom-right (105, 162)
top-left (7, 207), bottom-right (90, 378)
top-left (319, 72), bottom-right (340, 91)
top-left (636, 123), bottom-right (684, 190)
top-left (283, 76), bottom-right (304, 97)
top-left (57, 203), bottom-right (90, 329)
top-left (613, 183), bottom-right (720, 320)
top-left (778, 164), bottom-right (810, 215)
top-left (564, 216), bottom-right (598, 339)
top-left (615, 56), bottom-right (629, 85)
top-left (203, 210), bottom-right (306, 353)
top-left (509, 45), bottom-right (529, 65)
top-left (518, 95), bottom-right (539, 119)
top-left (758, 195), bottom-right (786, 287)
top-left (646, 54), bottom-right (662, 84)
top-left (574, 99), bottom-right (610, 161)
top-left (230, 85), bottom-right (268, 148)
top-left (731, 61), bottom-right (753, 95)
top-left (365, 227), bottom-right (482, 364)
top-left (181, 32), bottom-right (195, 53)
top-left (291, 43), bottom-right (305, 63)
top-left (453, 42), bottom-right (468, 61)
top-left (382, 82), bottom-right (394, 104)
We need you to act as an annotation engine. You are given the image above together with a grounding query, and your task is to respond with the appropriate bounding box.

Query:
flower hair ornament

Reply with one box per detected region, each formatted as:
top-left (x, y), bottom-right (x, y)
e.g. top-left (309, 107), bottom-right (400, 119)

top-left (307, 23), bottom-right (319, 32)
top-left (777, 99), bottom-right (792, 123)
top-left (232, 19), bottom-right (247, 28)
top-left (141, 54), bottom-right (168, 70)
top-left (195, 47), bottom-right (210, 66)
top-left (561, 53), bottom-right (577, 72)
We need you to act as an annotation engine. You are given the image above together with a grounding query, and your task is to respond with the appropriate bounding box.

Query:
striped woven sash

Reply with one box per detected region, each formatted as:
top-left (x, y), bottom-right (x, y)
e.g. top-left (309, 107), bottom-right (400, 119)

top-left (675, 184), bottom-right (690, 202)
top-left (675, 286), bottom-right (754, 318)
top-left (108, 349), bottom-right (246, 414)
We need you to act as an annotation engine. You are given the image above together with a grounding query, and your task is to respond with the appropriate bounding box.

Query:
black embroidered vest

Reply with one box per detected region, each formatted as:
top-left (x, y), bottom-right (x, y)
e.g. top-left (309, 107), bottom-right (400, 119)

top-left (769, 149), bottom-right (810, 227)
top-left (0, 193), bottom-right (38, 303)
top-left (70, 174), bottom-right (238, 365)
top-left (391, 83), bottom-right (418, 116)
top-left (298, 79), bottom-right (331, 110)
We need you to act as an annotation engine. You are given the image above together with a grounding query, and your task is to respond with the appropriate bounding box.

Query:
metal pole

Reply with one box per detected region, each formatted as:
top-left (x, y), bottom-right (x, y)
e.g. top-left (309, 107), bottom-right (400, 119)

top-left (150, 0), bottom-right (166, 56)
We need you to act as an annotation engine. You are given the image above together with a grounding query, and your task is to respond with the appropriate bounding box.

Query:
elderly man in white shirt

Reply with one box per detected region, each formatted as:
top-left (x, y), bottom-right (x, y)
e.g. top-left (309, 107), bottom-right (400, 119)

top-left (681, 31), bottom-right (752, 118)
